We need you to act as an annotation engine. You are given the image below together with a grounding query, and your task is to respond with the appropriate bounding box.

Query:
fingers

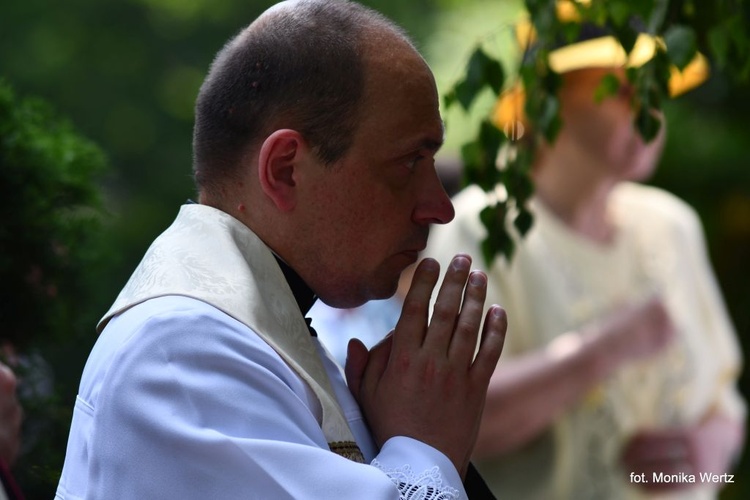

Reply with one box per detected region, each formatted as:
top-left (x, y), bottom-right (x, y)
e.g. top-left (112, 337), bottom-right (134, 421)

top-left (423, 255), bottom-right (472, 353)
top-left (447, 270), bottom-right (487, 361)
top-left (393, 258), bottom-right (440, 351)
top-left (346, 332), bottom-right (395, 404)
top-left (395, 254), bottom-right (500, 367)
top-left (351, 253), bottom-right (505, 465)
top-left (471, 306), bottom-right (507, 382)
top-left (360, 332), bottom-right (394, 399)
top-left (344, 338), bottom-right (369, 402)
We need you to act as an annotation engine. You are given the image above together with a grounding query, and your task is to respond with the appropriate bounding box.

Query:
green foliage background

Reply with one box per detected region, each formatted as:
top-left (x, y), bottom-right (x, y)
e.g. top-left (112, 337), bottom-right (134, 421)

top-left (0, 79), bottom-right (111, 493)
top-left (0, 0), bottom-right (747, 498)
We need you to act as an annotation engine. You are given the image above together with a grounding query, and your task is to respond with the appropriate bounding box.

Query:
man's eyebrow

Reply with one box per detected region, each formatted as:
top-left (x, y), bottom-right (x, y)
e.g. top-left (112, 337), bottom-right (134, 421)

top-left (395, 121), bottom-right (444, 155)
top-left (422, 121), bottom-right (445, 152)
top-left (422, 137), bottom-right (443, 153)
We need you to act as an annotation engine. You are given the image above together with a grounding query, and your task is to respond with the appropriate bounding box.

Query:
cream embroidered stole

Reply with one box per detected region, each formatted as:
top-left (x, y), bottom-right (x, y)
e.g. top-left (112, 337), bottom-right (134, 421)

top-left (98, 204), bottom-right (364, 462)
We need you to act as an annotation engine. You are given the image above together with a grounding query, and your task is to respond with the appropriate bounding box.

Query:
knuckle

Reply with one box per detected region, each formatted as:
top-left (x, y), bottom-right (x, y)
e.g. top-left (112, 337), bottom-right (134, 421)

top-left (454, 320), bottom-right (477, 341)
top-left (395, 351), bottom-right (412, 372)
top-left (420, 357), bottom-right (459, 392)
top-left (431, 302), bottom-right (454, 324)
top-left (401, 297), bottom-right (424, 317)
top-left (420, 357), bottom-right (437, 383)
top-left (461, 297), bottom-right (483, 316)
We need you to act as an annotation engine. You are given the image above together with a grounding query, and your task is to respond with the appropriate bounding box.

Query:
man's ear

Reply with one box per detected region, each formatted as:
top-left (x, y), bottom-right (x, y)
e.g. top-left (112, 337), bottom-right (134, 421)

top-left (257, 129), bottom-right (308, 212)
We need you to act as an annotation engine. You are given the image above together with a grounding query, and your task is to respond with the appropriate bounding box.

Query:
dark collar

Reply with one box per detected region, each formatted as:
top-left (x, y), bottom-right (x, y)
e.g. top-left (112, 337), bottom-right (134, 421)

top-left (273, 255), bottom-right (318, 316)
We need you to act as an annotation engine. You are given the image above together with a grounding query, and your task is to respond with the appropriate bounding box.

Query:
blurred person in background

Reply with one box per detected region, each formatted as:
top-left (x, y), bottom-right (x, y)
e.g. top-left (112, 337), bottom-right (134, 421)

top-left (0, 361), bottom-right (23, 500)
top-left (425, 13), bottom-right (745, 500)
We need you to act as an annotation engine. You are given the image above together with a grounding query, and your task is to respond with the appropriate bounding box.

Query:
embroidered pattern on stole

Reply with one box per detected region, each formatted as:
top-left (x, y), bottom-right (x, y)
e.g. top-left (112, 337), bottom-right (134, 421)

top-left (99, 204), bottom-right (364, 463)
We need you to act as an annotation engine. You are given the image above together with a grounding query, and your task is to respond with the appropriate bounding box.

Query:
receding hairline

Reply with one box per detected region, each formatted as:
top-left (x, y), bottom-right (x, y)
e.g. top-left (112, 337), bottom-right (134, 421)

top-left (246, 0), bottom-right (422, 136)
top-left (255, 1), bottom-right (428, 150)
top-left (257, 0), bottom-right (413, 40)
top-left (192, 0), bottom-right (428, 198)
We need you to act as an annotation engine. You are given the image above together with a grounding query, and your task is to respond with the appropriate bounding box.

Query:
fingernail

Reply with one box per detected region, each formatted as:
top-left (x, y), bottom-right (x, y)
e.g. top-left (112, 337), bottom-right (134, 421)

top-left (469, 271), bottom-right (486, 286)
top-left (451, 255), bottom-right (470, 271)
top-left (420, 258), bottom-right (439, 272)
top-left (492, 306), bottom-right (504, 318)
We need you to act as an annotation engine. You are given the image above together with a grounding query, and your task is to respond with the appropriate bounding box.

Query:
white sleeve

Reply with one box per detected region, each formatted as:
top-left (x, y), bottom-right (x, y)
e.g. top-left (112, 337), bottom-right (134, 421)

top-left (680, 204), bottom-right (746, 422)
top-left (56, 296), bottom-right (465, 500)
top-left (373, 438), bottom-right (464, 499)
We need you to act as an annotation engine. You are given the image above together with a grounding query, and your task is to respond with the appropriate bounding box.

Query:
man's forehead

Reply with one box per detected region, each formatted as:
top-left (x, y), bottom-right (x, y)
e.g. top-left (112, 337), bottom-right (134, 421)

top-left (401, 123), bottom-right (445, 153)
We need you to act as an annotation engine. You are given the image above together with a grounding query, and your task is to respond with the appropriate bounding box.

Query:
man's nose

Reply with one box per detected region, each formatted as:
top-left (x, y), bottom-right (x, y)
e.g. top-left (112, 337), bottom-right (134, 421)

top-left (412, 168), bottom-right (455, 225)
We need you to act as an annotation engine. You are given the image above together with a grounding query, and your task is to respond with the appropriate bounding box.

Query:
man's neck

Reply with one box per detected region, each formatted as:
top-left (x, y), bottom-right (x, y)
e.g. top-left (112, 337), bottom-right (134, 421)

top-left (533, 152), bottom-right (617, 244)
top-left (273, 255), bottom-right (318, 316)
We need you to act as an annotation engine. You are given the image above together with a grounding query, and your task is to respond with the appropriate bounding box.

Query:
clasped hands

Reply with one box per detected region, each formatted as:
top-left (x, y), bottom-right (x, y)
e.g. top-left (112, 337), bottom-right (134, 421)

top-left (346, 254), bottom-right (507, 477)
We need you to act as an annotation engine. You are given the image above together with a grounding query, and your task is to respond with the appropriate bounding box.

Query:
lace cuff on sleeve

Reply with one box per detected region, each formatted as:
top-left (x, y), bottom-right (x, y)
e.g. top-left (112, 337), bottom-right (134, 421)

top-left (371, 459), bottom-right (461, 500)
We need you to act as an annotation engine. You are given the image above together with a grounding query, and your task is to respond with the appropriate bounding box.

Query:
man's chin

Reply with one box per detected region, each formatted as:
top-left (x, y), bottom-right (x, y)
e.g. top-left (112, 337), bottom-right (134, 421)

top-left (324, 279), bottom-right (400, 309)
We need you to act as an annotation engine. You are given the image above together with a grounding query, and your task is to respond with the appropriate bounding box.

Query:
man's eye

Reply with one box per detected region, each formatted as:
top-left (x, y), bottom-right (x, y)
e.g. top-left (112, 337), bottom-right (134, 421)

top-left (406, 155), bottom-right (424, 170)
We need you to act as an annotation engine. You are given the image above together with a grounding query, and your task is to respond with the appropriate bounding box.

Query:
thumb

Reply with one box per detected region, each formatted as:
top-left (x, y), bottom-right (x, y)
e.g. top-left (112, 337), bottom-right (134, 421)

top-left (345, 338), bottom-right (369, 402)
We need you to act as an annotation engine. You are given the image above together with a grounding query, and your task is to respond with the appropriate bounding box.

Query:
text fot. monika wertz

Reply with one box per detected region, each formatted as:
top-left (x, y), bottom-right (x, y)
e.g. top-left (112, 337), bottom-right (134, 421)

top-left (629, 472), bottom-right (735, 485)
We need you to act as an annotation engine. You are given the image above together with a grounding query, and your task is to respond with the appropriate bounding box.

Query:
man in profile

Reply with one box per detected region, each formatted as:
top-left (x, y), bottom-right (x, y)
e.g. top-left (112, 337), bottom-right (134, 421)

top-left (55, 1), bottom-right (506, 498)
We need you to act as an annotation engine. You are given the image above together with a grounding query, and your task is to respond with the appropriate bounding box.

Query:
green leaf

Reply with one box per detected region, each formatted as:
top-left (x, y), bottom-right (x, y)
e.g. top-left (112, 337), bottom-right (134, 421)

top-left (450, 47), bottom-right (507, 111)
top-left (664, 25), bottom-right (697, 70)
top-left (504, 161), bottom-right (535, 202)
top-left (527, 0), bottom-right (557, 34)
top-left (519, 58), bottom-right (539, 90)
top-left (560, 22), bottom-right (582, 46)
top-left (707, 26), bottom-right (729, 68)
top-left (682, 0), bottom-right (695, 17)
top-left (646, 0), bottom-right (669, 33)
top-left (513, 207), bottom-right (534, 236)
top-left (534, 93), bottom-right (561, 142)
top-left (654, 57), bottom-right (672, 96)
top-left (644, 48), bottom-right (672, 96)
top-left (607, 0), bottom-right (631, 28)
top-left (479, 202), bottom-right (514, 264)
top-left (634, 106), bottom-right (662, 142)
top-left (454, 79), bottom-right (477, 111)
top-left (461, 119), bottom-right (505, 191)
top-left (469, 48), bottom-right (506, 96)
top-left (625, 66), bottom-right (639, 84)
top-left (443, 88), bottom-right (457, 110)
top-left (594, 73), bottom-right (622, 103)
top-left (483, 55), bottom-right (506, 95)
top-left (478, 118), bottom-right (504, 153)
top-left (479, 201), bottom-right (501, 228)
top-left (612, 24), bottom-right (639, 55)
top-left (465, 47), bottom-right (486, 88)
